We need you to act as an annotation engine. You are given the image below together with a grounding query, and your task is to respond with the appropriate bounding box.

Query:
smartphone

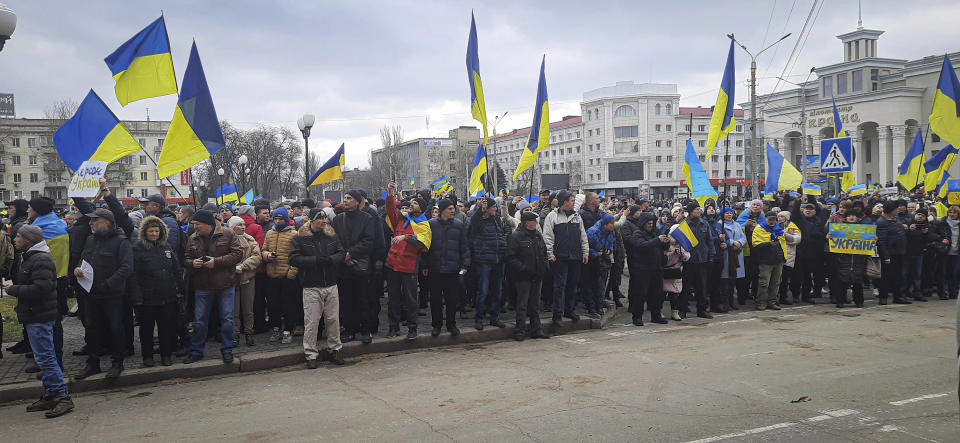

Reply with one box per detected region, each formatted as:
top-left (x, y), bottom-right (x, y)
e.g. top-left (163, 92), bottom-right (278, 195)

top-left (202, 256), bottom-right (212, 262)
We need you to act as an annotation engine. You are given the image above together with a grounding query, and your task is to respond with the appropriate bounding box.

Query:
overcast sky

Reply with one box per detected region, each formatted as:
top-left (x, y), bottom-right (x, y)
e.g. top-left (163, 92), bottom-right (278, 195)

top-left (3, 0), bottom-right (960, 168)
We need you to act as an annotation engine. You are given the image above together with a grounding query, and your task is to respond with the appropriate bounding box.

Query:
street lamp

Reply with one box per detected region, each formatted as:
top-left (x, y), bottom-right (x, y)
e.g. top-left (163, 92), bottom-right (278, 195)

top-left (217, 168), bottom-right (225, 204)
top-left (728, 32), bottom-right (792, 197)
top-left (0, 3), bottom-right (17, 52)
top-left (777, 66), bottom-right (817, 184)
top-left (199, 180), bottom-right (206, 202)
top-left (297, 113), bottom-right (315, 198)
top-left (237, 154), bottom-right (248, 196)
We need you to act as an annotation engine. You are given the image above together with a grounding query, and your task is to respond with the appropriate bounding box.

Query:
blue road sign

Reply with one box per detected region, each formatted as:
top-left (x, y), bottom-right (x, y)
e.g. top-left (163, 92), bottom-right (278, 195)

top-left (820, 137), bottom-right (852, 173)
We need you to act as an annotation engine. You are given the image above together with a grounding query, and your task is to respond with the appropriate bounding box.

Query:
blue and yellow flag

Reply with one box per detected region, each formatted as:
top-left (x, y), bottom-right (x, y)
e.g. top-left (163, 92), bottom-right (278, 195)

top-left (897, 130), bottom-right (926, 191)
top-left (670, 219), bottom-right (699, 251)
top-left (158, 42), bottom-right (225, 178)
top-left (841, 172), bottom-right (856, 192)
top-left (385, 206), bottom-right (433, 251)
top-left (470, 143), bottom-right (488, 199)
top-left (33, 212), bottom-right (68, 278)
top-left (513, 56), bottom-right (549, 180)
top-left (215, 184), bottom-right (239, 204)
top-left (598, 190), bottom-right (605, 197)
top-left (466, 12), bottom-right (489, 145)
top-left (104, 16), bottom-right (177, 106)
top-left (802, 184), bottom-right (822, 195)
top-left (764, 143), bottom-right (802, 193)
top-left (923, 144), bottom-right (958, 193)
top-left (53, 90), bottom-right (143, 171)
top-left (682, 139), bottom-right (718, 205)
top-left (929, 55), bottom-right (960, 148)
top-left (937, 201), bottom-right (950, 218)
top-left (937, 172), bottom-right (952, 198)
top-left (832, 98), bottom-right (847, 138)
top-left (409, 177), bottom-right (415, 186)
top-left (847, 184), bottom-right (867, 196)
top-left (430, 176), bottom-right (449, 190)
top-left (706, 38), bottom-right (736, 158)
top-left (309, 143), bottom-right (345, 186)
top-left (240, 189), bottom-right (254, 204)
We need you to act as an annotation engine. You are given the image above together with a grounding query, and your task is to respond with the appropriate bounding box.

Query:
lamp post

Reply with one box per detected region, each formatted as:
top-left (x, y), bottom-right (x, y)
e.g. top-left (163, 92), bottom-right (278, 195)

top-left (199, 180), bottom-right (205, 203)
top-left (216, 168), bottom-right (224, 205)
top-left (237, 154), bottom-right (248, 198)
top-left (489, 111), bottom-right (508, 194)
top-left (777, 67), bottom-right (817, 184)
top-left (0, 3), bottom-right (17, 52)
top-left (297, 113), bottom-right (315, 198)
top-left (728, 32), bottom-right (792, 197)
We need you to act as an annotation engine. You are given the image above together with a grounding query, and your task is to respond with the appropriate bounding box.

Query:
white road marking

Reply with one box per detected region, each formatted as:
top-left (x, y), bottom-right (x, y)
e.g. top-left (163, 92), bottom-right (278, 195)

top-left (685, 422), bottom-right (796, 443)
top-left (708, 318), bottom-right (758, 327)
top-left (556, 337), bottom-right (591, 345)
top-left (888, 392), bottom-right (952, 406)
top-left (736, 350), bottom-right (776, 358)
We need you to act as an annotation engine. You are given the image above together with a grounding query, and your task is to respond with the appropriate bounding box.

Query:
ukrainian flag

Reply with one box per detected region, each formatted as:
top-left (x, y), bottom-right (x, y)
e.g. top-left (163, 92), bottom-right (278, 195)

top-left (430, 176), bottom-right (449, 190)
top-left (33, 212), bottom-right (69, 278)
top-left (937, 172), bottom-right (952, 198)
top-left (923, 144), bottom-right (958, 193)
top-left (309, 143), bottom-right (345, 186)
top-left (706, 38), bottom-right (736, 158)
top-left (929, 55), bottom-right (960, 148)
top-left (385, 210), bottom-right (432, 251)
top-left (240, 189), bottom-right (254, 204)
top-left (897, 130), bottom-right (926, 191)
top-left (946, 178), bottom-right (960, 204)
top-left (215, 184), bottom-right (239, 204)
top-left (513, 56), bottom-right (549, 180)
top-left (469, 143), bottom-right (488, 199)
top-left (157, 42), bottom-right (225, 178)
top-left (764, 143), bottom-right (802, 193)
top-left (670, 219), bottom-right (699, 251)
top-left (103, 16), bottom-right (178, 106)
top-left (802, 184), bottom-right (822, 195)
top-left (682, 139), bottom-right (718, 205)
top-left (832, 98), bottom-right (847, 138)
top-left (847, 184), bottom-right (867, 196)
top-left (466, 12), bottom-right (489, 145)
top-left (937, 201), bottom-right (949, 218)
top-left (409, 177), bottom-right (416, 186)
top-left (841, 172), bottom-right (856, 192)
top-left (53, 90), bottom-right (143, 171)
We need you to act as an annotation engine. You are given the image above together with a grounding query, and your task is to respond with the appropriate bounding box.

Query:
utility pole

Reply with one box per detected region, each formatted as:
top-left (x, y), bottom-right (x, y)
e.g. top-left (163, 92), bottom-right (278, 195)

top-left (778, 67), bottom-right (817, 184)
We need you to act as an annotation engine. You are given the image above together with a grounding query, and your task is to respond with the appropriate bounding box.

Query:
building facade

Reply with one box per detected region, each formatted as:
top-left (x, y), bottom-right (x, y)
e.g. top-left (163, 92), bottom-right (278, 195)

top-left (748, 24), bottom-right (960, 191)
top-left (370, 126), bottom-right (481, 194)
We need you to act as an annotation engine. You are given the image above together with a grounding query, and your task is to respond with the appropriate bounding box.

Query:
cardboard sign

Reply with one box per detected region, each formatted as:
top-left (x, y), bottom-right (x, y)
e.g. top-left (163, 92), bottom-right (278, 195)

top-left (68, 160), bottom-right (108, 198)
top-left (828, 223), bottom-right (877, 256)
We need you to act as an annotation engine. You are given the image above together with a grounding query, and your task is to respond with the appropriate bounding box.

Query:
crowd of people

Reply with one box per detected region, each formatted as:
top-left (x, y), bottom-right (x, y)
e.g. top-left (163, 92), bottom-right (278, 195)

top-left (2, 175), bottom-right (958, 419)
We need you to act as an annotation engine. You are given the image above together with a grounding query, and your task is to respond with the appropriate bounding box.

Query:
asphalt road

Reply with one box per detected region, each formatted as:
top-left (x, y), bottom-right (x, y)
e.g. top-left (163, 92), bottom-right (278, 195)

top-left (1, 300), bottom-right (957, 442)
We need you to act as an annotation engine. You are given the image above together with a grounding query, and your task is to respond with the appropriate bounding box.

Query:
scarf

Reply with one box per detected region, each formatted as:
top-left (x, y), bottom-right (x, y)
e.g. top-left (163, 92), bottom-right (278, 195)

top-left (759, 215), bottom-right (784, 240)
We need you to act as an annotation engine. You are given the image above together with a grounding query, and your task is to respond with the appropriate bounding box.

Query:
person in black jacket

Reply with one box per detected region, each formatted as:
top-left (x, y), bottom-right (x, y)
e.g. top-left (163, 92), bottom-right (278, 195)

top-left (332, 190), bottom-right (377, 344)
top-left (791, 198), bottom-right (827, 304)
top-left (468, 197), bottom-right (508, 330)
top-left (290, 208), bottom-right (346, 368)
top-left (426, 199), bottom-right (470, 337)
top-left (73, 208), bottom-right (134, 380)
top-left (359, 190), bottom-right (388, 340)
top-left (505, 211), bottom-right (551, 341)
top-left (904, 208), bottom-right (933, 302)
top-left (622, 209), bottom-right (670, 325)
top-left (679, 201), bottom-right (717, 319)
top-left (129, 216), bottom-right (183, 367)
top-left (877, 200), bottom-right (910, 304)
top-left (141, 194), bottom-right (184, 259)
top-left (5, 224), bottom-right (74, 418)
top-left (3, 198), bottom-right (31, 356)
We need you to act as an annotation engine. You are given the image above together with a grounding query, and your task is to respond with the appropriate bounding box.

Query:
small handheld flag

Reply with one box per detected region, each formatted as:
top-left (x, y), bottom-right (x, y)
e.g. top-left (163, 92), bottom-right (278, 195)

top-left (309, 144), bottom-right (345, 187)
top-left (802, 184), bottom-right (821, 195)
top-left (670, 219), bottom-right (699, 251)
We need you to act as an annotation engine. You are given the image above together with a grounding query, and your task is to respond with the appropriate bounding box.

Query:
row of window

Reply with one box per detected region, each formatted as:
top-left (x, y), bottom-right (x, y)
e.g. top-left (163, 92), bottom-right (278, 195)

top-left (823, 69), bottom-right (882, 97)
top-left (0, 171), bottom-right (152, 183)
top-left (549, 131), bottom-right (581, 143)
top-left (5, 137), bottom-right (163, 149)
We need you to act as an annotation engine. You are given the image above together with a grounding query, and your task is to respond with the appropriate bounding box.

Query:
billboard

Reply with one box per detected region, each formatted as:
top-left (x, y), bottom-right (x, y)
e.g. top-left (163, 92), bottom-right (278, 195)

top-left (0, 93), bottom-right (13, 117)
top-left (540, 174), bottom-right (570, 190)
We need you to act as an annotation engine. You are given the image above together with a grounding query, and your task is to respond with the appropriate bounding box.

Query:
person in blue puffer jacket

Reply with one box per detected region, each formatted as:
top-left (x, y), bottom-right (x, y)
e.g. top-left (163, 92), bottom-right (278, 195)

top-left (584, 212), bottom-right (616, 318)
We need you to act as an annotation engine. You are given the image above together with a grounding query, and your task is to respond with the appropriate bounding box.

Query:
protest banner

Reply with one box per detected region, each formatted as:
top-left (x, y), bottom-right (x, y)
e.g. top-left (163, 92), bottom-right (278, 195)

top-left (828, 222), bottom-right (877, 256)
top-left (68, 160), bottom-right (108, 198)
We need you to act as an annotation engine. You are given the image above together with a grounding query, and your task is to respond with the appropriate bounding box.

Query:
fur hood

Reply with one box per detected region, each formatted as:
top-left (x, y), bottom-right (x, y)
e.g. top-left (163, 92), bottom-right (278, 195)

top-left (138, 215), bottom-right (168, 248)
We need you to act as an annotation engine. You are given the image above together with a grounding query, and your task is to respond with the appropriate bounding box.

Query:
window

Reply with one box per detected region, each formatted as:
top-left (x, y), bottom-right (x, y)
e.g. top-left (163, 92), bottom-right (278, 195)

top-left (12, 155), bottom-right (20, 165)
top-left (656, 155), bottom-right (662, 162)
top-left (852, 70), bottom-right (863, 92)
top-left (127, 189), bottom-right (134, 197)
top-left (14, 191), bottom-right (21, 199)
top-left (655, 140), bottom-right (662, 147)
top-left (656, 171), bottom-right (663, 178)
top-left (589, 159), bottom-right (594, 166)
top-left (614, 126), bottom-right (638, 138)
top-left (736, 140), bottom-right (743, 147)
top-left (614, 105), bottom-right (636, 117)
top-left (666, 156), bottom-right (673, 163)
top-left (140, 172), bottom-right (148, 181)
top-left (596, 128), bottom-right (601, 135)
top-left (588, 129), bottom-right (593, 137)
top-left (864, 139), bottom-right (872, 163)
top-left (724, 155), bottom-right (731, 163)
top-left (655, 124), bottom-right (662, 132)
top-left (10, 138), bottom-right (19, 147)
top-left (655, 104), bottom-right (661, 115)
top-left (667, 171), bottom-right (673, 178)
top-left (575, 146), bottom-right (580, 153)
top-left (450, 163), bottom-right (456, 172)
top-left (560, 163), bottom-right (565, 170)
top-left (871, 69), bottom-right (880, 91)
top-left (666, 124), bottom-right (672, 132)
top-left (140, 155), bottom-right (147, 165)
top-left (736, 155), bottom-right (743, 162)
top-left (588, 144), bottom-right (593, 151)
top-left (567, 147), bottom-right (572, 154)
top-left (736, 125), bottom-right (742, 132)
top-left (698, 124), bottom-right (706, 132)
top-left (28, 138), bottom-right (36, 148)
top-left (712, 170), bottom-right (719, 176)
top-left (699, 155), bottom-right (705, 162)
top-left (685, 124), bottom-right (691, 132)
top-left (28, 155), bottom-right (37, 165)
top-left (575, 131), bottom-right (580, 138)
top-left (551, 136), bottom-right (556, 143)
top-left (448, 150), bottom-right (455, 159)
top-left (822, 76), bottom-right (833, 97)
top-left (597, 143), bottom-right (602, 150)
top-left (138, 138), bottom-right (146, 146)
top-left (29, 173), bottom-right (38, 183)
top-left (30, 191), bottom-right (39, 199)
top-left (589, 174), bottom-right (594, 181)
top-left (666, 104), bottom-right (672, 115)
top-left (736, 170), bottom-right (743, 176)
top-left (157, 138), bottom-right (164, 148)
top-left (837, 73), bottom-right (847, 94)
top-left (13, 173), bottom-right (21, 183)
top-left (594, 108), bottom-right (599, 119)
top-left (666, 140), bottom-right (673, 147)
top-left (0, 174), bottom-right (3, 184)
top-left (558, 134), bottom-right (563, 141)
top-left (698, 140), bottom-right (705, 148)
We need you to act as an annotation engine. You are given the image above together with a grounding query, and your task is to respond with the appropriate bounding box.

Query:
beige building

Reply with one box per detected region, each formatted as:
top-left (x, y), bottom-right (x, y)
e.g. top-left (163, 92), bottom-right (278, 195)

top-left (371, 126), bottom-right (481, 194)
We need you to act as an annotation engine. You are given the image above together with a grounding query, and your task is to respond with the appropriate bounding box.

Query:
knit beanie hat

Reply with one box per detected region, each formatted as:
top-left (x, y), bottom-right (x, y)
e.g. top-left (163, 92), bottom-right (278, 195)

top-left (192, 209), bottom-right (216, 226)
top-left (437, 198), bottom-right (454, 213)
top-left (226, 216), bottom-right (245, 230)
top-left (18, 224), bottom-right (43, 244)
top-left (28, 196), bottom-right (55, 216)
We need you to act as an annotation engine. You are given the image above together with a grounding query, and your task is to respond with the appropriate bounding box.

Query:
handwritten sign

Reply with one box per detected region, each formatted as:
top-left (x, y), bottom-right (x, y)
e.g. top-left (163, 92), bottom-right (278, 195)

top-left (68, 160), bottom-right (108, 198)
top-left (828, 223), bottom-right (877, 256)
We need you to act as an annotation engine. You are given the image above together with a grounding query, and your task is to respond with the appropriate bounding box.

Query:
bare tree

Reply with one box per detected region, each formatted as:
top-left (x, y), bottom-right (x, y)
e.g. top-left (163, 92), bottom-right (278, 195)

top-left (43, 98), bottom-right (79, 120)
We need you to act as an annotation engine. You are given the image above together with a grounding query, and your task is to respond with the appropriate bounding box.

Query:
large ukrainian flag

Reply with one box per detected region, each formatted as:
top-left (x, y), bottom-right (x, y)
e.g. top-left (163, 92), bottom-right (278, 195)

top-left (469, 143), bottom-right (487, 200)
top-left (929, 55), bottom-right (960, 148)
top-left (158, 42), bottom-right (226, 178)
top-left (103, 16), bottom-right (178, 106)
top-left (309, 144), bottom-right (345, 186)
top-left (33, 212), bottom-right (68, 278)
top-left (53, 90), bottom-right (143, 171)
top-left (706, 38), bottom-right (736, 159)
top-left (682, 139), bottom-right (718, 205)
top-left (466, 12), bottom-right (489, 145)
top-left (923, 144), bottom-right (958, 193)
top-left (897, 130), bottom-right (926, 191)
top-left (513, 56), bottom-right (549, 180)
top-left (764, 143), bottom-right (802, 193)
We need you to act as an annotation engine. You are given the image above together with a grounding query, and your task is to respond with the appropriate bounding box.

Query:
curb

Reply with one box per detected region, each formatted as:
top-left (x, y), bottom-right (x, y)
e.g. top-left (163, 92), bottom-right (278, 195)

top-left (0, 307), bottom-right (620, 405)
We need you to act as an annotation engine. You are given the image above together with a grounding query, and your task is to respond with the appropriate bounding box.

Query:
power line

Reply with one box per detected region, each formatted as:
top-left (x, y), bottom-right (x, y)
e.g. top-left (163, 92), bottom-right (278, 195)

top-left (767, 0), bottom-right (821, 100)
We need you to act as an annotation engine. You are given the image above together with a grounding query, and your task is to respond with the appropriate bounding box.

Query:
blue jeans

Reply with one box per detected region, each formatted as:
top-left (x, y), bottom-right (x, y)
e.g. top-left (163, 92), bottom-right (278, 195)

top-left (26, 321), bottom-right (68, 399)
top-left (475, 263), bottom-right (504, 322)
top-left (191, 287), bottom-right (236, 355)
top-left (552, 259), bottom-right (582, 316)
top-left (902, 256), bottom-right (923, 299)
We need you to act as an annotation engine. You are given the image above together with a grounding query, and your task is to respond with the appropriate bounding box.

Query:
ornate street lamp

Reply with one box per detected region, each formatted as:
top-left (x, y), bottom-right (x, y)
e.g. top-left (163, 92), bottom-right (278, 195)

top-left (297, 113), bottom-right (315, 198)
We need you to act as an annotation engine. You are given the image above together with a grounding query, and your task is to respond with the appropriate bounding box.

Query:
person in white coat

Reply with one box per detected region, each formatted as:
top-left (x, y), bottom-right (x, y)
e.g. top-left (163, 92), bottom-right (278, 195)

top-left (777, 211), bottom-right (802, 305)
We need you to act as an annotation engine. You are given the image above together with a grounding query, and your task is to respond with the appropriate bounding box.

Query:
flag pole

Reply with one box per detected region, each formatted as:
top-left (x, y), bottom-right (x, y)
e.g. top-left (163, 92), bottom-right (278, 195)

top-left (723, 132), bottom-right (730, 204)
top-left (918, 124), bottom-right (930, 193)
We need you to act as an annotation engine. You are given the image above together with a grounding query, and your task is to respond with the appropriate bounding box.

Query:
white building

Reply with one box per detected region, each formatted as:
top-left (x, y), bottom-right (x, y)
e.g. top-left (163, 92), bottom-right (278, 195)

top-left (748, 23), bottom-right (960, 191)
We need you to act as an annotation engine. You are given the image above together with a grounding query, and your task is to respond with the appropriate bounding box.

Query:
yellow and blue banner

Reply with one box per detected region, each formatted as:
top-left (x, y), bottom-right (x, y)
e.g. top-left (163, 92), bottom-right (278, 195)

top-left (847, 184), bottom-right (867, 196)
top-left (802, 184), bottom-right (822, 195)
top-left (897, 130), bottom-right (926, 191)
top-left (513, 56), bottom-right (549, 180)
top-left (103, 16), bottom-right (178, 106)
top-left (33, 212), bottom-right (69, 278)
top-left (309, 143), bottom-right (345, 186)
top-left (946, 179), bottom-right (960, 204)
top-left (706, 38), bottom-right (736, 158)
top-left (670, 219), bottom-right (699, 251)
top-left (832, 98), bottom-right (847, 138)
top-left (215, 184), bottom-right (239, 204)
top-left (929, 55), bottom-right (960, 148)
top-left (53, 90), bottom-right (144, 171)
top-left (158, 42), bottom-right (225, 178)
top-left (466, 12), bottom-right (489, 145)
top-left (430, 176), bottom-right (449, 190)
top-left (827, 223), bottom-right (877, 256)
top-left (764, 143), bottom-right (802, 193)
top-left (937, 171), bottom-right (952, 198)
top-left (682, 139), bottom-right (718, 205)
top-left (385, 208), bottom-right (432, 251)
top-left (923, 144), bottom-right (958, 193)
top-left (469, 143), bottom-right (488, 200)
top-left (240, 189), bottom-right (255, 204)
top-left (937, 201), bottom-right (949, 218)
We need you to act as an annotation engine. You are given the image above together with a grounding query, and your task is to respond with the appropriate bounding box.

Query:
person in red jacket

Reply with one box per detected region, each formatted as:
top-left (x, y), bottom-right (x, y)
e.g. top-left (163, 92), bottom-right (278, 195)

top-left (384, 181), bottom-right (431, 340)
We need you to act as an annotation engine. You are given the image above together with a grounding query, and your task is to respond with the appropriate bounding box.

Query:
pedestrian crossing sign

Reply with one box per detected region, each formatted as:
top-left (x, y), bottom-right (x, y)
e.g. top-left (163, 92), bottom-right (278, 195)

top-left (820, 137), bottom-right (852, 173)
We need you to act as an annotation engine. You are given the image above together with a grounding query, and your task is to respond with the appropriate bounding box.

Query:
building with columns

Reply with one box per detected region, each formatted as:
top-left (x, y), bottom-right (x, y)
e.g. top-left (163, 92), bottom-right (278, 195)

top-left (748, 23), bottom-right (960, 191)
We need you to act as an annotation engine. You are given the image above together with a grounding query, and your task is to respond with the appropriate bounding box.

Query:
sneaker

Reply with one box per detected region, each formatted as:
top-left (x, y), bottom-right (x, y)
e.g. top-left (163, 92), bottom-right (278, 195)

top-left (269, 327), bottom-right (281, 342)
top-left (514, 331), bottom-right (526, 341)
top-left (447, 326), bottom-right (461, 336)
top-left (406, 327), bottom-right (418, 340)
top-left (431, 327), bottom-right (441, 337)
top-left (632, 318), bottom-right (644, 326)
top-left (768, 304), bottom-right (782, 310)
top-left (183, 353), bottom-right (203, 364)
top-left (306, 358), bottom-right (319, 369)
top-left (161, 356), bottom-right (173, 366)
top-left (386, 327), bottom-right (400, 338)
top-left (327, 350), bottom-right (345, 365)
top-left (44, 397), bottom-right (74, 419)
top-left (222, 352), bottom-right (234, 364)
top-left (281, 331), bottom-right (292, 344)
top-left (651, 317), bottom-right (669, 324)
top-left (245, 334), bottom-right (255, 346)
top-left (342, 333), bottom-right (356, 343)
top-left (697, 311), bottom-right (714, 319)
top-left (26, 396), bottom-right (59, 412)
top-left (489, 319), bottom-right (506, 328)
top-left (105, 363), bottom-right (123, 379)
top-left (530, 330), bottom-right (551, 339)
top-left (671, 310), bottom-right (682, 321)
top-left (25, 363), bottom-right (40, 373)
top-left (74, 365), bottom-right (101, 380)
top-left (292, 326), bottom-right (304, 336)
top-left (564, 312), bottom-right (581, 322)
top-left (360, 332), bottom-right (373, 344)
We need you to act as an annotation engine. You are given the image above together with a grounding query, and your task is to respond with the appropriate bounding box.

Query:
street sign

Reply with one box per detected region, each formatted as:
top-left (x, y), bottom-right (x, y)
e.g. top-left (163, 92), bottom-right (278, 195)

top-left (820, 137), bottom-right (852, 173)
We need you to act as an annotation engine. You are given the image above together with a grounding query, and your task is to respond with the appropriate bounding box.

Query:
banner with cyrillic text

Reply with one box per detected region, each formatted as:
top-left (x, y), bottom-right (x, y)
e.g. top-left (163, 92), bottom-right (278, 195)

top-left (828, 223), bottom-right (877, 256)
